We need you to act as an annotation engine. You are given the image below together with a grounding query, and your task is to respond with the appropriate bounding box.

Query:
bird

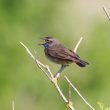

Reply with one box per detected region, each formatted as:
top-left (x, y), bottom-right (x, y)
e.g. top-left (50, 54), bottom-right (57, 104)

top-left (40, 37), bottom-right (89, 67)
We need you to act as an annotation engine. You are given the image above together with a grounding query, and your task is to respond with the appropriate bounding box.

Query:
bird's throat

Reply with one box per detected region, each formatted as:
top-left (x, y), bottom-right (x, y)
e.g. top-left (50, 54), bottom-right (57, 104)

top-left (44, 43), bottom-right (49, 48)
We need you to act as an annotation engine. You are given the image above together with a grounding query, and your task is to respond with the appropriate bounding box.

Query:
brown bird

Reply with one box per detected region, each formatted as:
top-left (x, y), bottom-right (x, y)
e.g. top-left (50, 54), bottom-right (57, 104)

top-left (41, 37), bottom-right (89, 67)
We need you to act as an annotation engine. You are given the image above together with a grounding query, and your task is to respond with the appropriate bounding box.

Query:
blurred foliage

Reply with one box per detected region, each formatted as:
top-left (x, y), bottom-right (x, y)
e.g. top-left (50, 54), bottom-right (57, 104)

top-left (0, 0), bottom-right (110, 110)
top-left (98, 102), bottom-right (110, 110)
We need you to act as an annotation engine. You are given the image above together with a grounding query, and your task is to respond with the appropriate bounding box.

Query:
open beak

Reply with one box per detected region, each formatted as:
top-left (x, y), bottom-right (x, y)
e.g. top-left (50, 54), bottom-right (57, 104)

top-left (38, 37), bottom-right (45, 46)
top-left (39, 37), bottom-right (47, 46)
top-left (40, 37), bottom-right (46, 40)
top-left (38, 43), bottom-right (44, 46)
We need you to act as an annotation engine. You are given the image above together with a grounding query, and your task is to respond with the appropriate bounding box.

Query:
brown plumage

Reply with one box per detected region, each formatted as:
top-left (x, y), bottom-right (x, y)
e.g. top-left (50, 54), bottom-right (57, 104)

top-left (41, 37), bottom-right (89, 67)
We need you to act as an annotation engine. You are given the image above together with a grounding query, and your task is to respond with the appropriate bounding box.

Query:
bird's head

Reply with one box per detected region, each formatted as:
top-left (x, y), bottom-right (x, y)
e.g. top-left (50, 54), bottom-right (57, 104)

top-left (40, 37), bottom-right (60, 48)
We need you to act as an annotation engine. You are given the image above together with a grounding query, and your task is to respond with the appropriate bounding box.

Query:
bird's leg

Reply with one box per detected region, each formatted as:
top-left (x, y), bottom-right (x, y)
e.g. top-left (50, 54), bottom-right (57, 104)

top-left (54, 64), bottom-right (68, 79)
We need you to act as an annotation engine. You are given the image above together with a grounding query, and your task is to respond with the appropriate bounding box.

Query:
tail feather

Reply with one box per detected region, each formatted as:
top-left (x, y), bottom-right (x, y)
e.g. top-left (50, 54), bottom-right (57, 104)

top-left (75, 59), bottom-right (89, 67)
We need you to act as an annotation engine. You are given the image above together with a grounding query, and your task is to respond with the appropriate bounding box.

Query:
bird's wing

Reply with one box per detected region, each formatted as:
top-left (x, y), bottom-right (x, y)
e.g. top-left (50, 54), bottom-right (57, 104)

top-left (47, 45), bottom-right (79, 60)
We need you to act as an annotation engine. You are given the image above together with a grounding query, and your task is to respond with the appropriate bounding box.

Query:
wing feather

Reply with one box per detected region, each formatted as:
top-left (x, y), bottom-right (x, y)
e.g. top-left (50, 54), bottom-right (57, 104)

top-left (47, 45), bottom-right (79, 61)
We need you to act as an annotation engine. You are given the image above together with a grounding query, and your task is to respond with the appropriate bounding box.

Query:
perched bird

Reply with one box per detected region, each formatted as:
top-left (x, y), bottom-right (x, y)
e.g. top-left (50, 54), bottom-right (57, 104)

top-left (40, 37), bottom-right (89, 67)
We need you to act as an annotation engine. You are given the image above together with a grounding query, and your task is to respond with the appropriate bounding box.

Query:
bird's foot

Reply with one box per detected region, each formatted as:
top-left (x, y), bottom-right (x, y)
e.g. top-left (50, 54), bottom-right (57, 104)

top-left (54, 64), bottom-right (69, 79)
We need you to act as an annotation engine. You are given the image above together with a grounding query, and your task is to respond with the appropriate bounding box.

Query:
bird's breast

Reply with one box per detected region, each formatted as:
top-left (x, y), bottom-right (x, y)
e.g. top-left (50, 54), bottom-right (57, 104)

top-left (44, 48), bottom-right (57, 62)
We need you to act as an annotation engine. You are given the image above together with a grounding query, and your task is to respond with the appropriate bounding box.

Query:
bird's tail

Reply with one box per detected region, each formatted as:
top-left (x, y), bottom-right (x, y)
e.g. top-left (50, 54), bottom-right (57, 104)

top-left (75, 59), bottom-right (89, 67)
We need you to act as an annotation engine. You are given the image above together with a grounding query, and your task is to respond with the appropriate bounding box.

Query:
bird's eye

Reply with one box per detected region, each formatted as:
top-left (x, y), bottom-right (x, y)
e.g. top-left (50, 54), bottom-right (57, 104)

top-left (45, 40), bottom-right (52, 43)
top-left (46, 40), bottom-right (49, 42)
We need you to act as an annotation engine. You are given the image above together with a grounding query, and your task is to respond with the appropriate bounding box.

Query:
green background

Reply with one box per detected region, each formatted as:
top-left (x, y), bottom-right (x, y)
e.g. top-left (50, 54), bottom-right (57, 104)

top-left (0, 0), bottom-right (110, 110)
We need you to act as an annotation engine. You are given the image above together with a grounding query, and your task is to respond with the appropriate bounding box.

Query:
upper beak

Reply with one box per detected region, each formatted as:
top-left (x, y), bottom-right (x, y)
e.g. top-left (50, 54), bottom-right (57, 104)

top-left (40, 37), bottom-right (46, 40)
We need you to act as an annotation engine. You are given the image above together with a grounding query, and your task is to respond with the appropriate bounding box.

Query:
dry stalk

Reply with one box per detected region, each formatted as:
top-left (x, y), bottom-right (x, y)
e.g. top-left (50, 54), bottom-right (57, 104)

top-left (65, 76), bottom-right (95, 110)
top-left (20, 37), bottom-right (94, 110)
top-left (12, 100), bottom-right (14, 110)
top-left (103, 6), bottom-right (110, 21)
top-left (20, 40), bottom-right (77, 110)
